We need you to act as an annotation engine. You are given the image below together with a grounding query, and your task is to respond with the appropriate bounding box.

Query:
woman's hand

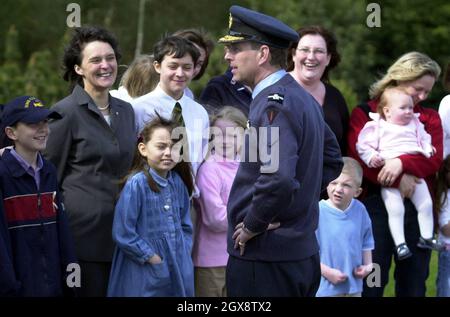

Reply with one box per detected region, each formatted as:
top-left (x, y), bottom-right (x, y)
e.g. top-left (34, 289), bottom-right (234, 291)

top-left (377, 158), bottom-right (403, 186)
top-left (399, 174), bottom-right (420, 198)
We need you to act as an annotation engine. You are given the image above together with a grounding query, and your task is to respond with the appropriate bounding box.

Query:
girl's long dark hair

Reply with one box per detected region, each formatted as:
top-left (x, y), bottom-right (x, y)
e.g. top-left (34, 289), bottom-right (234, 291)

top-left (434, 155), bottom-right (450, 215)
top-left (120, 114), bottom-right (194, 196)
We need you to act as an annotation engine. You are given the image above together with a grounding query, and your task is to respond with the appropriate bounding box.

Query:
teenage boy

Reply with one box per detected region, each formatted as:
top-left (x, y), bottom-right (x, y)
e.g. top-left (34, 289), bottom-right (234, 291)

top-left (132, 35), bottom-right (209, 176)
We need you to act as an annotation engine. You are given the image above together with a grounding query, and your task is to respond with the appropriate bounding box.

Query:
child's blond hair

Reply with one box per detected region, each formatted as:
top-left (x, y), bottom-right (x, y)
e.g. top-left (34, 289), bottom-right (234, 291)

top-left (207, 106), bottom-right (247, 159)
top-left (211, 106), bottom-right (247, 129)
top-left (376, 87), bottom-right (412, 119)
top-left (341, 157), bottom-right (363, 187)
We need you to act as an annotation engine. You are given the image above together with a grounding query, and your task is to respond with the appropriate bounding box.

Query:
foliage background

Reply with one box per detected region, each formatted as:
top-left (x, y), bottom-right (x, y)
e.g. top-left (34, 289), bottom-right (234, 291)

top-left (0, 0), bottom-right (448, 109)
top-left (0, 0), bottom-right (447, 296)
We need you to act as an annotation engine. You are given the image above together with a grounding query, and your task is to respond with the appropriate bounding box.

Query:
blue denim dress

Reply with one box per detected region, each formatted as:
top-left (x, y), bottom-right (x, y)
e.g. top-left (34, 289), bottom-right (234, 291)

top-left (107, 168), bottom-right (194, 297)
top-left (437, 248), bottom-right (450, 297)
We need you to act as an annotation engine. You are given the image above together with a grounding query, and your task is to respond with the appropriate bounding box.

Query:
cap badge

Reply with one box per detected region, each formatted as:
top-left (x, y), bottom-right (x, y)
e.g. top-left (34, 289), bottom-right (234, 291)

top-left (24, 97), bottom-right (44, 108)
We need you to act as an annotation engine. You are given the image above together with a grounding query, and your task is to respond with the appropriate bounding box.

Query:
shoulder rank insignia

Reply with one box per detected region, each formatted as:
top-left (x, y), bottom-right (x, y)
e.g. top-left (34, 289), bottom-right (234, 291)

top-left (266, 109), bottom-right (279, 124)
top-left (268, 93), bottom-right (284, 104)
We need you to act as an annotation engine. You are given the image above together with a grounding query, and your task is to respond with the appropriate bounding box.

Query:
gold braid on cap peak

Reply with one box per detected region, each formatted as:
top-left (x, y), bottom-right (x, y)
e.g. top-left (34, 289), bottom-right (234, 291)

top-left (218, 35), bottom-right (246, 43)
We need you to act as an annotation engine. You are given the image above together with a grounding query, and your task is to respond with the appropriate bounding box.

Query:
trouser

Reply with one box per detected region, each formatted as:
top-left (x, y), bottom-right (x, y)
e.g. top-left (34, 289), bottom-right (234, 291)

top-left (226, 253), bottom-right (320, 297)
top-left (362, 193), bottom-right (431, 297)
top-left (195, 266), bottom-right (227, 297)
top-left (78, 260), bottom-right (111, 297)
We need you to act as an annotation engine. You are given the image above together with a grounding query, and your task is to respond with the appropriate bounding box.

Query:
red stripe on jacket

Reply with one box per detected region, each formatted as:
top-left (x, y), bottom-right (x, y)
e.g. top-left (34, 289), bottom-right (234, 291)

top-left (3, 192), bottom-right (57, 223)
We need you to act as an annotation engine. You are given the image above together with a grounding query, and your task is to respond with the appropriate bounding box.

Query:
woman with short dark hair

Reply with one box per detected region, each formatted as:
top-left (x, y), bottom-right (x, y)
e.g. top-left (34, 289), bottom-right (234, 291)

top-left (44, 26), bottom-right (136, 297)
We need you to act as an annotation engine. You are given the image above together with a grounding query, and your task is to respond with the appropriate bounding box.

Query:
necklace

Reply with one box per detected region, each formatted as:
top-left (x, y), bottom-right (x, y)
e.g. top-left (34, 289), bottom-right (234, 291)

top-left (98, 103), bottom-right (110, 111)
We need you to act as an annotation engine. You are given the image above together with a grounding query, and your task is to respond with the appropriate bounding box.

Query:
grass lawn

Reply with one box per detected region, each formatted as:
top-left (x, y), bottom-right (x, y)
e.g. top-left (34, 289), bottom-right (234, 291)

top-left (383, 251), bottom-right (438, 297)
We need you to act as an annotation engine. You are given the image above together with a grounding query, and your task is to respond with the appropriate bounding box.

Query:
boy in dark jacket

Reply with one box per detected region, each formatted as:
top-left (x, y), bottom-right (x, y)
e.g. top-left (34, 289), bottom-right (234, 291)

top-left (0, 96), bottom-right (76, 296)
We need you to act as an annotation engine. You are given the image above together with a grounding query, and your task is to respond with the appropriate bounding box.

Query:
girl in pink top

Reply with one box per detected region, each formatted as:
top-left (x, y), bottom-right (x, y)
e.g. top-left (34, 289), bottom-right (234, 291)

top-left (193, 106), bottom-right (247, 297)
top-left (357, 87), bottom-right (443, 260)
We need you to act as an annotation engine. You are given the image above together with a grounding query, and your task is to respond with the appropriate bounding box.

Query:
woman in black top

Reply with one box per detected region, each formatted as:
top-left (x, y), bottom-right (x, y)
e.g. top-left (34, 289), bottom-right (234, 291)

top-left (287, 25), bottom-right (349, 155)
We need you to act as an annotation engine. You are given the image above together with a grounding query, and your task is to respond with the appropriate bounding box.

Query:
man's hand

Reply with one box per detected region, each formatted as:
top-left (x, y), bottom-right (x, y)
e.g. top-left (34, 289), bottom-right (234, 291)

top-left (232, 222), bottom-right (280, 256)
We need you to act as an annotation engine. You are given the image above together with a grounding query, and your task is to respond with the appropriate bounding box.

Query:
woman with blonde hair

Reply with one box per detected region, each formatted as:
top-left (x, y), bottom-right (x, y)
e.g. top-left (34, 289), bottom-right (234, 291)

top-left (110, 54), bottom-right (159, 102)
top-left (348, 51), bottom-right (443, 297)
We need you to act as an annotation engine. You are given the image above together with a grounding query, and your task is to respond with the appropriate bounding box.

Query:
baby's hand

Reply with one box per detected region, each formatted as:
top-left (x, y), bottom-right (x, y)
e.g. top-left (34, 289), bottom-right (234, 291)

top-left (369, 155), bottom-right (385, 168)
top-left (431, 146), bottom-right (436, 156)
top-left (353, 264), bottom-right (373, 279)
top-left (325, 268), bottom-right (348, 285)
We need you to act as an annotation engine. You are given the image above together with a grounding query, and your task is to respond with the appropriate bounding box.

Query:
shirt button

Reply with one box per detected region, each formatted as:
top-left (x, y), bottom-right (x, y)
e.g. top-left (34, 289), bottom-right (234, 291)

top-left (164, 204), bottom-right (170, 211)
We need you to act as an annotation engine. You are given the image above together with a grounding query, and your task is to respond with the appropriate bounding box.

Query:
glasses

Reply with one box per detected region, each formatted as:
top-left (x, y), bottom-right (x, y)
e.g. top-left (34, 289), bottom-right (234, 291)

top-left (296, 47), bottom-right (327, 56)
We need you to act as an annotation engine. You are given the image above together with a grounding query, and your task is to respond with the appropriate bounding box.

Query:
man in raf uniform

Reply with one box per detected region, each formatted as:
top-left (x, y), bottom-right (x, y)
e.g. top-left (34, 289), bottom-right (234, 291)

top-left (220, 5), bottom-right (343, 296)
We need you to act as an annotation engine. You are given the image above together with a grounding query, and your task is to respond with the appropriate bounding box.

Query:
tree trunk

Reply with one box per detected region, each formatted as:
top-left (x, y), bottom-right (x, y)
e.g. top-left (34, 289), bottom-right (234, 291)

top-left (135, 0), bottom-right (147, 58)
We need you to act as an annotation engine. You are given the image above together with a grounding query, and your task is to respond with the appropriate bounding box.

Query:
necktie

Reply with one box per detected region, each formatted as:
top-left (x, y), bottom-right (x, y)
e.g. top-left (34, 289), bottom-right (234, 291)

top-left (171, 102), bottom-right (189, 162)
top-left (171, 102), bottom-right (185, 127)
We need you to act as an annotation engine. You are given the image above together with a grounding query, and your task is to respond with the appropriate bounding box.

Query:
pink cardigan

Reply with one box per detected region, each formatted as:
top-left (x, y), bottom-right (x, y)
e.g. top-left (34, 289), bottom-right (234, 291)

top-left (192, 154), bottom-right (239, 267)
top-left (356, 112), bottom-right (433, 166)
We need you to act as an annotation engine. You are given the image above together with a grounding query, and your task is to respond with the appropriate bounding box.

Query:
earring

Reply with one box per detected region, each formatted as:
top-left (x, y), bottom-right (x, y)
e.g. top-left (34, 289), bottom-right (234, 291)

top-left (74, 65), bottom-right (83, 75)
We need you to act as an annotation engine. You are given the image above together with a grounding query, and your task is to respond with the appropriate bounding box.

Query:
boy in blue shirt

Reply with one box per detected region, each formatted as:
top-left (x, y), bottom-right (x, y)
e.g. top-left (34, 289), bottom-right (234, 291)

top-left (316, 157), bottom-right (374, 297)
top-left (0, 96), bottom-right (76, 296)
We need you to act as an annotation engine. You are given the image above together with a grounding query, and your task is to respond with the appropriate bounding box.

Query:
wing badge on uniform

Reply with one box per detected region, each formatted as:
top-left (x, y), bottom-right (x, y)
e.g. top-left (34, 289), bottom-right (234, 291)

top-left (267, 93), bottom-right (284, 104)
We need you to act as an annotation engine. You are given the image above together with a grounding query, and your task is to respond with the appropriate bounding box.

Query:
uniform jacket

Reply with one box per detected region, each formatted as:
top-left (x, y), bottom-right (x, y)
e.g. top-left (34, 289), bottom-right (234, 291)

top-left (227, 73), bottom-right (342, 261)
top-left (43, 85), bottom-right (136, 261)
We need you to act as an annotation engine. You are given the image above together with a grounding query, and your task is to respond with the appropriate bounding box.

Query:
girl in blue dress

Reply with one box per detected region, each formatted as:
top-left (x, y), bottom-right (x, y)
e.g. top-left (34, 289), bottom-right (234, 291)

top-left (107, 116), bottom-right (194, 297)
